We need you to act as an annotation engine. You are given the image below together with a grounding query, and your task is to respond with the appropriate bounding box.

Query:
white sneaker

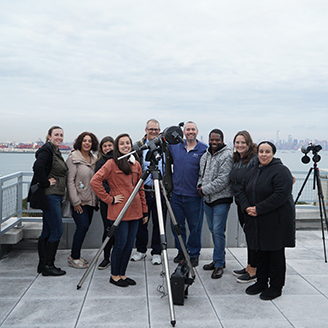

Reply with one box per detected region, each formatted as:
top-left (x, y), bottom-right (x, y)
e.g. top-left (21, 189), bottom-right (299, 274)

top-left (131, 251), bottom-right (147, 261)
top-left (152, 254), bottom-right (162, 265)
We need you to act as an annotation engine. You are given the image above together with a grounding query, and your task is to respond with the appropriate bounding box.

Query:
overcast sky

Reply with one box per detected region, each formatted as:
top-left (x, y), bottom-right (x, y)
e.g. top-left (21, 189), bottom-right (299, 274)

top-left (1, 0), bottom-right (327, 145)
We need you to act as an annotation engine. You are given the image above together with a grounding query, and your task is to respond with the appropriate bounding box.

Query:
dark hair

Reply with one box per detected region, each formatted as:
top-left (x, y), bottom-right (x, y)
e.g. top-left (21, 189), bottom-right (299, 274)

top-left (113, 133), bottom-right (133, 175)
top-left (233, 130), bottom-right (257, 164)
top-left (46, 126), bottom-right (63, 143)
top-left (209, 129), bottom-right (224, 141)
top-left (258, 141), bottom-right (277, 154)
top-left (97, 136), bottom-right (115, 161)
top-left (73, 132), bottom-right (99, 152)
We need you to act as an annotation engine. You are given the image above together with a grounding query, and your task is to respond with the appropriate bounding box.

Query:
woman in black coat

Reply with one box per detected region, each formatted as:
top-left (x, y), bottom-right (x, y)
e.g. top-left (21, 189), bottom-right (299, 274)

top-left (238, 141), bottom-right (295, 300)
top-left (28, 126), bottom-right (68, 276)
top-left (95, 136), bottom-right (115, 270)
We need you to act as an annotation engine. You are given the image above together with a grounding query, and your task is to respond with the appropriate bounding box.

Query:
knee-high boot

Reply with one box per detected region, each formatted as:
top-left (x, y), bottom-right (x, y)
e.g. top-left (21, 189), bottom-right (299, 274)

top-left (42, 241), bottom-right (66, 276)
top-left (37, 237), bottom-right (48, 273)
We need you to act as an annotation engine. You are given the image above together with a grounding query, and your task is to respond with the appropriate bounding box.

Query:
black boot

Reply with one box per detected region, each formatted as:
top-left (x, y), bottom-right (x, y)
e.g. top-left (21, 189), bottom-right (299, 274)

top-left (37, 237), bottom-right (48, 273)
top-left (42, 241), bottom-right (66, 276)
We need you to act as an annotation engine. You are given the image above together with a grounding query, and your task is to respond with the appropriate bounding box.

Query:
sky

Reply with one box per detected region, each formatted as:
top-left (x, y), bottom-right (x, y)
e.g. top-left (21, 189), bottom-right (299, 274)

top-left (1, 0), bottom-right (327, 145)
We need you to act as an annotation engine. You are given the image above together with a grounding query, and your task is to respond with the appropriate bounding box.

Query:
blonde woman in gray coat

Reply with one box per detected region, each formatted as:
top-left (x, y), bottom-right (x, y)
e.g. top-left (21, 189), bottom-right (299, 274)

top-left (66, 132), bottom-right (99, 269)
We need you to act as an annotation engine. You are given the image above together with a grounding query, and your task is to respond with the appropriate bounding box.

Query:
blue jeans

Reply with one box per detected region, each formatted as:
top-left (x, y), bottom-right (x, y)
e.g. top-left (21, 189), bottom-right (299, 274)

top-left (71, 205), bottom-right (94, 259)
top-left (40, 195), bottom-right (63, 242)
top-left (170, 194), bottom-right (204, 258)
top-left (204, 203), bottom-right (230, 268)
top-left (111, 219), bottom-right (139, 276)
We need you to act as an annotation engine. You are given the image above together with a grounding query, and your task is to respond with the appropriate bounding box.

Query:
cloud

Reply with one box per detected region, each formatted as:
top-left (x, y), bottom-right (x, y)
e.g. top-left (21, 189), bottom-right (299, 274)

top-left (0, 0), bottom-right (328, 144)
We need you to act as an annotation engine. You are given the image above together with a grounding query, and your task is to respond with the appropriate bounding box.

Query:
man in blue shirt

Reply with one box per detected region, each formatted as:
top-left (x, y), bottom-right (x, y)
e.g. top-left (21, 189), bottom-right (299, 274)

top-left (168, 121), bottom-right (207, 267)
top-left (131, 119), bottom-right (168, 265)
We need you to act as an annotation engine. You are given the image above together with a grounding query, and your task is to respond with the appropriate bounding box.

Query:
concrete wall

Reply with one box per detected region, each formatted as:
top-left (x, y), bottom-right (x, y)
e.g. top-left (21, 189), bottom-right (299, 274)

top-left (60, 202), bottom-right (242, 250)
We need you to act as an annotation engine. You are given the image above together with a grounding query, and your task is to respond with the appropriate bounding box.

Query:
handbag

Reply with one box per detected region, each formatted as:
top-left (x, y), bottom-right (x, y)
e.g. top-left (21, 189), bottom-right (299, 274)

top-left (27, 183), bottom-right (49, 210)
top-left (61, 199), bottom-right (72, 218)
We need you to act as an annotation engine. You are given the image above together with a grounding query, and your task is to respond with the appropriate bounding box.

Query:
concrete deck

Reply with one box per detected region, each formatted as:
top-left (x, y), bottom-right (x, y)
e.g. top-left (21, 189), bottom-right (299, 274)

top-left (1, 230), bottom-right (328, 328)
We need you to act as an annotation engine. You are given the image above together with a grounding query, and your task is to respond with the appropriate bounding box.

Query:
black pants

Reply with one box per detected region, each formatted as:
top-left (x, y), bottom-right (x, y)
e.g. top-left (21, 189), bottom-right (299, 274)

top-left (256, 248), bottom-right (286, 290)
top-left (100, 201), bottom-right (115, 260)
top-left (237, 205), bottom-right (256, 268)
top-left (135, 189), bottom-right (167, 255)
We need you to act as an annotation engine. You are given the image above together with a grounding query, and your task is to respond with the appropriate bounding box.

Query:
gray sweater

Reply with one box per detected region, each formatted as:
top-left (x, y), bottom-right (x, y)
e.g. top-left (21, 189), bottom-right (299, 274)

top-left (198, 145), bottom-right (233, 204)
top-left (66, 150), bottom-right (97, 207)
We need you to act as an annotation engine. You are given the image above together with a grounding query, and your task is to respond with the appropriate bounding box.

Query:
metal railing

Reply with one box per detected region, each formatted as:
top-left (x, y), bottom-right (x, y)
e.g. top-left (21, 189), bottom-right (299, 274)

top-left (0, 172), bottom-right (73, 241)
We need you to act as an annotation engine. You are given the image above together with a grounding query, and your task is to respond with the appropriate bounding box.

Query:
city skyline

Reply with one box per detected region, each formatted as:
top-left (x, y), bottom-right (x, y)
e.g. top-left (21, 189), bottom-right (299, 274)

top-left (1, 130), bottom-right (327, 151)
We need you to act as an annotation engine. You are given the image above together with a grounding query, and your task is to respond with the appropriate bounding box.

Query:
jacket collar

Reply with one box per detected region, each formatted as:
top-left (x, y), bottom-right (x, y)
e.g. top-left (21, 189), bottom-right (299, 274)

top-left (70, 150), bottom-right (96, 165)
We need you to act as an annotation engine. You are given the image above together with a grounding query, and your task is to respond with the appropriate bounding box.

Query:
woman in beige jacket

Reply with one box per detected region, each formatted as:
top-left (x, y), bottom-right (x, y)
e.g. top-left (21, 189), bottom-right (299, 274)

top-left (66, 132), bottom-right (99, 269)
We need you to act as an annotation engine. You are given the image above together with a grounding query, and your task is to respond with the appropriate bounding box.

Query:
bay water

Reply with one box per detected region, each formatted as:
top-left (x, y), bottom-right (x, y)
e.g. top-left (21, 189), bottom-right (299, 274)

top-left (1, 150), bottom-right (328, 177)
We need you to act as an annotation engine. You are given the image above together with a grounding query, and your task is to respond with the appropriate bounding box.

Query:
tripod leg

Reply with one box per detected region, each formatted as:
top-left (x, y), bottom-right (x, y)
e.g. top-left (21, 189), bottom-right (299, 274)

top-left (315, 169), bottom-right (328, 262)
top-left (77, 176), bottom-right (147, 289)
top-left (294, 168), bottom-right (313, 204)
top-left (153, 179), bottom-right (176, 327)
top-left (159, 180), bottom-right (196, 279)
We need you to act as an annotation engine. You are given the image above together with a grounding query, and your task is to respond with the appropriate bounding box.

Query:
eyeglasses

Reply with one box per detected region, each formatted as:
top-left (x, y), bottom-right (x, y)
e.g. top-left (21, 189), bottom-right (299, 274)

top-left (147, 128), bottom-right (160, 132)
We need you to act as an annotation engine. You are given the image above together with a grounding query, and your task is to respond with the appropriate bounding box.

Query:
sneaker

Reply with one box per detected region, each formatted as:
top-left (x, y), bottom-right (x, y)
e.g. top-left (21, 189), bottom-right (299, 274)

top-left (173, 252), bottom-right (185, 263)
top-left (98, 259), bottom-right (110, 270)
top-left (152, 254), bottom-right (162, 265)
top-left (236, 272), bottom-right (257, 284)
top-left (131, 251), bottom-right (147, 261)
top-left (232, 268), bottom-right (247, 277)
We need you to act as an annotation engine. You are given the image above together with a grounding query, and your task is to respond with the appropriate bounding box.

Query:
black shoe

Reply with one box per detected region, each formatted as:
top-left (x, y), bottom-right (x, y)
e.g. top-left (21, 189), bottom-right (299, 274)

top-left (98, 259), bottom-right (110, 270)
top-left (211, 267), bottom-right (223, 279)
top-left (190, 257), bottom-right (199, 267)
top-left (203, 261), bottom-right (215, 270)
top-left (174, 252), bottom-right (185, 263)
top-left (246, 282), bottom-right (268, 295)
top-left (232, 268), bottom-right (247, 277)
top-left (236, 272), bottom-right (257, 284)
top-left (260, 287), bottom-right (282, 300)
top-left (110, 277), bottom-right (129, 287)
top-left (203, 261), bottom-right (225, 270)
top-left (123, 277), bottom-right (136, 286)
top-left (42, 265), bottom-right (66, 276)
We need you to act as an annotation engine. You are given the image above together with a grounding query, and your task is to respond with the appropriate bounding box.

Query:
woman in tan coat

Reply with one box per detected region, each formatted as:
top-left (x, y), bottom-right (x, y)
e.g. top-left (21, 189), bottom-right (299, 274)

top-left (66, 131), bottom-right (99, 269)
top-left (91, 133), bottom-right (148, 287)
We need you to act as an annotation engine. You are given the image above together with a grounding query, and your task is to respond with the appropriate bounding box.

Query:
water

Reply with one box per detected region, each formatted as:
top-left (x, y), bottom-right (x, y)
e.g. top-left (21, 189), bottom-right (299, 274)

top-left (0, 152), bottom-right (68, 177)
top-left (1, 150), bottom-right (327, 176)
top-left (1, 150), bottom-right (328, 204)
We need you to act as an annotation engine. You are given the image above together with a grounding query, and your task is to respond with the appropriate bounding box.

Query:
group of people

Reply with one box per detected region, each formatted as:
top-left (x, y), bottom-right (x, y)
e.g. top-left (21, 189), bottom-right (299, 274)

top-left (28, 119), bottom-right (295, 300)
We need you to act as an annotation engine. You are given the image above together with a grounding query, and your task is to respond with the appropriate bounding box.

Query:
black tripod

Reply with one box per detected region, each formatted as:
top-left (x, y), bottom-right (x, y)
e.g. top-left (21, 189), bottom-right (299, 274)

top-left (294, 162), bottom-right (328, 262)
top-left (77, 157), bottom-right (195, 327)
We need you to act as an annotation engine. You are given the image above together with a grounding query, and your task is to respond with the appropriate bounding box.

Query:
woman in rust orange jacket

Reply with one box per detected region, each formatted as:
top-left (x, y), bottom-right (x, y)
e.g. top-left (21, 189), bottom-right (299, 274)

top-left (90, 133), bottom-right (148, 287)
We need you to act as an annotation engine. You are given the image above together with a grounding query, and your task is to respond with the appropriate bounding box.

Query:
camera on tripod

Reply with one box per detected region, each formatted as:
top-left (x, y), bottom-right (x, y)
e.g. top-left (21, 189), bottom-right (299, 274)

top-left (301, 143), bottom-right (322, 164)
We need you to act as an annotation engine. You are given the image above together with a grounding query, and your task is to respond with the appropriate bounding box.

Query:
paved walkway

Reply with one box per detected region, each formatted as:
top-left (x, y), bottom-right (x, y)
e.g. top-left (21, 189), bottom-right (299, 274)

top-left (1, 230), bottom-right (328, 328)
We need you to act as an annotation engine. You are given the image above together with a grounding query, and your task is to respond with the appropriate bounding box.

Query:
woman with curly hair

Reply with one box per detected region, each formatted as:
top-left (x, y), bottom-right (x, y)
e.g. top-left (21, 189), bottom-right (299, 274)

top-left (66, 131), bottom-right (99, 269)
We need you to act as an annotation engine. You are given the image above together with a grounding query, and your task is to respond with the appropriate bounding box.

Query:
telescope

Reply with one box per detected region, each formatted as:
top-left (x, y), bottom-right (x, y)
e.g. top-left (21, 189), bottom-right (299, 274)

top-left (118, 125), bottom-right (184, 162)
top-left (301, 143), bottom-right (322, 164)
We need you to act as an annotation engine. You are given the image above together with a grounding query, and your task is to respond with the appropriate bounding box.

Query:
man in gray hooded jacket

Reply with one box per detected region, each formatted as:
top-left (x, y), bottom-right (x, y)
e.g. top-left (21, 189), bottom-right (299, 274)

top-left (197, 129), bottom-right (233, 279)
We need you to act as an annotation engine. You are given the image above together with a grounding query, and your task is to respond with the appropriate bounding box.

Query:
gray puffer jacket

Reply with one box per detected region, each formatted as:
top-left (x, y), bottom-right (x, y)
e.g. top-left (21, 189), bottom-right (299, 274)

top-left (66, 150), bottom-right (97, 207)
top-left (198, 145), bottom-right (233, 204)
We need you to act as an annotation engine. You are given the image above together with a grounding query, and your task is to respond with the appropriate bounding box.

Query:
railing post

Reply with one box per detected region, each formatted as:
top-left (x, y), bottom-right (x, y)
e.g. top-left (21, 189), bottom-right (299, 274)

top-left (16, 174), bottom-right (23, 228)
